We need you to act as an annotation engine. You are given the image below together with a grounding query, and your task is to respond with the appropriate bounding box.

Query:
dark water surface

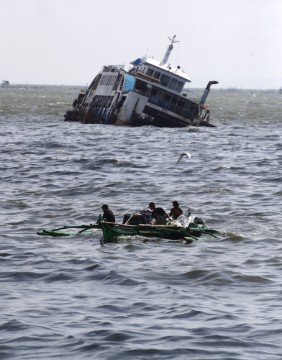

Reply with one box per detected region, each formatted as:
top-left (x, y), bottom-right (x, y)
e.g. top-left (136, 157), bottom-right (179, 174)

top-left (1, 86), bottom-right (282, 359)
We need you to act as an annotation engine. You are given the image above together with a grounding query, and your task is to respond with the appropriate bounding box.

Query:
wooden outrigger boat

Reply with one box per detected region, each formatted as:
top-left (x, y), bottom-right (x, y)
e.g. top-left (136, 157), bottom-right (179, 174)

top-left (37, 212), bottom-right (219, 244)
top-left (99, 221), bottom-right (218, 243)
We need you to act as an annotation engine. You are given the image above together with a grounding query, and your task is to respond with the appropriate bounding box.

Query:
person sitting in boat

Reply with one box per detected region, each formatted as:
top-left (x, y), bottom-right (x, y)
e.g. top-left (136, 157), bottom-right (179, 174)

top-left (124, 212), bottom-right (148, 225)
top-left (169, 201), bottom-right (183, 220)
top-left (100, 204), bottom-right (115, 223)
top-left (148, 202), bottom-right (169, 225)
top-left (123, 209), bottom-right (151, 224)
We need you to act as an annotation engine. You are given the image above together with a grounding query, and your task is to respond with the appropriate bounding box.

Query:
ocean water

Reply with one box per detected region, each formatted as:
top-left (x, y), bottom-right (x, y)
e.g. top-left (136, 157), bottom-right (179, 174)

top-left (0, 86), bottom-right (282, 359)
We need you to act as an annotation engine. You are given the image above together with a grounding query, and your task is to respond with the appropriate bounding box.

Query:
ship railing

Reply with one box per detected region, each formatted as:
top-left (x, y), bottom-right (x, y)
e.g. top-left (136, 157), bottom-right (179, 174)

top-left (102, 65), bottom-right (124, 72)
top-left (192, 104), bottom-right (210, 125)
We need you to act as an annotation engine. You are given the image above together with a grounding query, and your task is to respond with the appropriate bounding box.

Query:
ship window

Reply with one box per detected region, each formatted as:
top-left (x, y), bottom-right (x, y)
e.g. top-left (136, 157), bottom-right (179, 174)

top-left (153, 71), bottom-right (161, 80)
top-left (168, 78), bottom-right (178, 91)
top-left (146, 68), bottom-right (154, 77)
top-left (160, 74), bottom-right (171, 87)
top-left (176, 81), bottom-right (184, 92)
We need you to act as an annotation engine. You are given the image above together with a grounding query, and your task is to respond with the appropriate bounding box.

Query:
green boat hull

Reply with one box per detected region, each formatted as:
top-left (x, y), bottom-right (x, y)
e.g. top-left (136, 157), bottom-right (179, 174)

top-left (100, 222), bottom-right (217, 243)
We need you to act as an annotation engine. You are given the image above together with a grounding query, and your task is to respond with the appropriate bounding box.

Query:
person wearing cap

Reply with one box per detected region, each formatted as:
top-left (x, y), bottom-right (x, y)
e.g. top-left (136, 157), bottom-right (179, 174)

top-left (169, 201), bottom-right (183, 220)
top-left (148, 202), bottom-right (169, 224)
top-left (101, 204), bottom-right (115, 223)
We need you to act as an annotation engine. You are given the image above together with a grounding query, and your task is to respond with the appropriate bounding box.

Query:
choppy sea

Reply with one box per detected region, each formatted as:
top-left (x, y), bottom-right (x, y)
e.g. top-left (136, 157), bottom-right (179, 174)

top-left (1, 86), bottom-right (282, 359)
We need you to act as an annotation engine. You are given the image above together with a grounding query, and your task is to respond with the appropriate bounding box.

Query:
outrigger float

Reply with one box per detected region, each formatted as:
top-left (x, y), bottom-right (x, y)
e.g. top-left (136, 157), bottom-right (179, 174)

top-left (37, 214), bottom-right (218, 244)
top-left (65, 35), bottom-right (218, 128)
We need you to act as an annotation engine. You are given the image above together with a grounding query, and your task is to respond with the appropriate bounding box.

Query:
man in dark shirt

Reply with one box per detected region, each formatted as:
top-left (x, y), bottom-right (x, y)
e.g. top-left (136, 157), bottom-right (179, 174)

top-left (148, 202), bottom-right (169, 224)
top-left (101, 204), bottom-right (115, 223)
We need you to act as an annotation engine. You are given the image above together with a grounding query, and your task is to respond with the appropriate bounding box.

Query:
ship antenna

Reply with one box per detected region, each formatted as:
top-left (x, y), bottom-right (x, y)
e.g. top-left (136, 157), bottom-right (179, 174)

top-left (161, 35), bottom-right (179, 65)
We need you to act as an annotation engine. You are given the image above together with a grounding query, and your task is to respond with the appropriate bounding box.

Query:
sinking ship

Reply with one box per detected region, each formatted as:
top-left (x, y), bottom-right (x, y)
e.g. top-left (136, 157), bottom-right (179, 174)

top-left (65, 35), bottom-right (218, 127)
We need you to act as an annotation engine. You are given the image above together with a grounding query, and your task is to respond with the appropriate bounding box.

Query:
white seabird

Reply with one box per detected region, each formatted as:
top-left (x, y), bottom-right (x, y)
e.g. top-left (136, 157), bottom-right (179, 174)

top-left (176, 152), bottom-right (192, 165)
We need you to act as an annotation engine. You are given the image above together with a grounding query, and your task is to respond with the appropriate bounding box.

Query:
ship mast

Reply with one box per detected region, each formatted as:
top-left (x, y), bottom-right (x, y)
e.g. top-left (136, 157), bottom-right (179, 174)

top-left (161, 35), bottom-right (179, 65)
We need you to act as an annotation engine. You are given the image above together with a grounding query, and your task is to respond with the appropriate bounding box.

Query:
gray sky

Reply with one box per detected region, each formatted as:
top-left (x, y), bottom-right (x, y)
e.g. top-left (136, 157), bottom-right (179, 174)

top-left (1, 0), bottom-right (281, 89)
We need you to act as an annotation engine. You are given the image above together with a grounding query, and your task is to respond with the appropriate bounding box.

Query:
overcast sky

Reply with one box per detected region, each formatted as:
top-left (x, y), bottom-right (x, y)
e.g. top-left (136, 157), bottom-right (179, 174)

top-left (1, 0), bottom-right (281, 89)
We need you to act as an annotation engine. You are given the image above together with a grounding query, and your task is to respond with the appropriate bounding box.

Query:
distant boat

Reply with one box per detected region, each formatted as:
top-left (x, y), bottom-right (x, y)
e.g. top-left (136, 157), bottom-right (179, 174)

top-left (65, 35), bottom-right (218, 128)
top-left (279, 87), bottom-right (282, 94)
top-left (1, 80), bottom-right (10, 88)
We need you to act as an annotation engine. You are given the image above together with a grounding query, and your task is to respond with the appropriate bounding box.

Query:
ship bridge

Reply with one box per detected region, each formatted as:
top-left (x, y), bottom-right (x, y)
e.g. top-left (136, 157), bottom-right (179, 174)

top-left (130, 56), bottom-right (191, 94)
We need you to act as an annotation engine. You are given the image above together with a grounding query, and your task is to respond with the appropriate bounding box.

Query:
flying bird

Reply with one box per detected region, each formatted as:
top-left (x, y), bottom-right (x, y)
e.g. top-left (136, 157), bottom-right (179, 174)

top-left (176, 152), bottom-right (192, 165)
